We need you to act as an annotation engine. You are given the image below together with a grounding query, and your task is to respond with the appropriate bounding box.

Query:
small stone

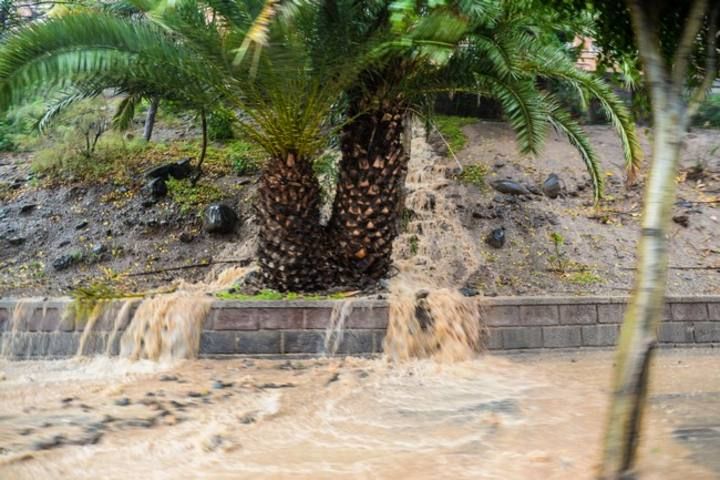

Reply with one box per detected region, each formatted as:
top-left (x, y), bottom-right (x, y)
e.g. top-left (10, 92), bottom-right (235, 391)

top-left (75, 220), bottom-right (89, 230)
top-left (159, 375), bottom-right (178, 382)
top-left (673, 215), bottom-right (689, 228)
top-left (52, 254), bottom-right (78, 271)
top-left (485, 227), bottom-right (506, 249)
top-left (459, 287), bottom-right (479, 297)
top-left (258, 383), bottom-right (295, 389)
top-left (187, 391), bottom-right (208, 398)
top-left (91, 243), bottom-right (108, 255)
top-left (203, 204), bottom-right (238, 234)
top-left (179, 232), bottom-right (194, 243)
top-left (542, 173), bottom-right (561, 199)
top-left (19, 204), bottom-right (37, 214)
top-left (141, 200), bottom-right (155, 208)
top-left (114, 397), bottom-right (131, 406)
top-left (7, 237), bottom-right (25, 246)
top-left (490, 180), bottom-right (530, 196)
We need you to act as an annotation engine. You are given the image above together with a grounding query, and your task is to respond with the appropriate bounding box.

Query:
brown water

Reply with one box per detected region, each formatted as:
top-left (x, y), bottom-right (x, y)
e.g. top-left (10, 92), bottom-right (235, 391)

top-left (1, 350), bottom-right (718, 479)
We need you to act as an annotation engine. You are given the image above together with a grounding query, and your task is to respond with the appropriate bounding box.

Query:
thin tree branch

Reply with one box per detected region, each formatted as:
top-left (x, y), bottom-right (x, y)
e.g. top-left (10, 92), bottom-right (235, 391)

top-left (672, 0), bottom-right (710, 88)
top-left (687, 5), bottom-right (720, 119)
top-left (628, 1), bottom-right (671, 110)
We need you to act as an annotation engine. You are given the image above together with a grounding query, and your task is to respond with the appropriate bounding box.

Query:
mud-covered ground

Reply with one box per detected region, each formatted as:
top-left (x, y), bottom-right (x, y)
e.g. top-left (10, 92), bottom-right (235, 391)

top-left (1, 121), bottom-right (719, 297)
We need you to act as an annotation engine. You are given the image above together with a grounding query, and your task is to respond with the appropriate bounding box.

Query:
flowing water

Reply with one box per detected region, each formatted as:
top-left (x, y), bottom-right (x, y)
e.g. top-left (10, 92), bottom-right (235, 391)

top-left (1, 350), bottom-right (719, 479)
top-left (4, 130), bottom-right (715, 478)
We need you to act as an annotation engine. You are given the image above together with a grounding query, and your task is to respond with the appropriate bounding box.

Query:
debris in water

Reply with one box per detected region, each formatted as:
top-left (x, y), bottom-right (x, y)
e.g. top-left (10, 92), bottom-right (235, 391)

top-left (114, 397), bottom-right (131, 406)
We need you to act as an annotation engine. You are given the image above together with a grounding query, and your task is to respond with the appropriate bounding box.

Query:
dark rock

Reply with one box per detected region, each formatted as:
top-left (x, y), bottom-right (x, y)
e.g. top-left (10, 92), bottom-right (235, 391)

top-left (187, 391), bottom-right (207, 398)
top-left (7, 237), bottom-right (25, 246)
top-left (141, 200), bottom-right (155, 209)
top-left (58, 240), bottom-right (71, 248)
top-left (415, 289), bottom-right (430, 299)
top-left (526, 185), bottom-right (542, 196)
top-left (203, 204), bottom-right (238, 234)
top-left (542, 173), bottom-right (561, 199)
top-left (673, 215), bottom-right (690, 228)
top-left (160, 375), bottom-right (178, 382)
top-left (258, 383), bottom-right (295, 389)
top-left (52, 254), bottom-right (79, 271)
top-left (91, 243), bottom-right (108, 255)
top-left (114, 397), bottom-right (131, 406)
top-left (75, 220), bottom-right (88, 230)
top-left (179, 232), bottom-right (194, 243)
top-left (459, 287), bottom-right (479, 297)
top-left (148, 177), bottom-right (167, 198)
top-left (485, 227), bottom-right (506, 249)
top-left (145, 159), bottom-right (193, 181)
top-left (490, 180), bottom-right (530, 196)
top-left (171, 158), bottom-right (192, 179)
top-left (325, 372), bottom-right (341, 386)
top-left (19, 204), bottom-right (37, 214)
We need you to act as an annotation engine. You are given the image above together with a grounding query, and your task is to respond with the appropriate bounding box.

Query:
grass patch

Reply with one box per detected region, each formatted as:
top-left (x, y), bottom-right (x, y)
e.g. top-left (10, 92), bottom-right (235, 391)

top-left (457, 164), bottom-right (489, 188)
top-left (567, 270), bottom-right (603, 286)
top-left (166, 178), bottom-right (226, 215)
top-left (432, 115), bottom-right (477, 153)
top-left (216, 288), bottom-right (346, 301)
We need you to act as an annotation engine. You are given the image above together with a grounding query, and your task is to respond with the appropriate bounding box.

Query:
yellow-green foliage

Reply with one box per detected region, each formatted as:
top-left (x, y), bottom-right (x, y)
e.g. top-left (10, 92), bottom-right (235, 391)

top-left (458, 164), bottom-right (489, 188)
top-left (166, 178), bottom-right (226, 215)
top-left (216, 288), bottom-right (345, 301)
top-left (568, 270), bottom-right (603, 286)
top-left (433, 115), bottom-right (477, 152)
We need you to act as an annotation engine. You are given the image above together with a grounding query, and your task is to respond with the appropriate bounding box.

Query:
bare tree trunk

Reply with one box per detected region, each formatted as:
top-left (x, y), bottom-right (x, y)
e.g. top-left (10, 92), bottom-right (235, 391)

top-left (599, 106), bottom-right (683, 478)
top-left (143, 97), bottom-right (159, 142)
top-left (599, 1), bottom-right (717, 477)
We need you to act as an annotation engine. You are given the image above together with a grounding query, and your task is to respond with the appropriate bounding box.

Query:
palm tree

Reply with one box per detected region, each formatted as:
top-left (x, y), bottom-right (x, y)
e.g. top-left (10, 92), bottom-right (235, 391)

top-left (301, 0), bottom-right (643, 288)
top-left (0, 0), bottom-right (642, 292)
top-left (0, 0), bottom-right (346, 290)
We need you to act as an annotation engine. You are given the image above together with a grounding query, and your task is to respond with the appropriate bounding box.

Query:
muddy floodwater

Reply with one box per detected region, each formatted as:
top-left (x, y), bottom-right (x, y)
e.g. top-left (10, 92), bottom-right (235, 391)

top-left (1, 349), bottom-right (719, 479)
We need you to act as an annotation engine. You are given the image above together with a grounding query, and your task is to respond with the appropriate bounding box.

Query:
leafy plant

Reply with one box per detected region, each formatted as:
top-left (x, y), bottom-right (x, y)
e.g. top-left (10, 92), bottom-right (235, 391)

top-left (432, 115), bottom-right (477, 153)
top-left (207, 107), bottom-right (236, 141)
top-left (548, 231), bottom-right (569, 273)
top-left (457, 164), bottom-right (489, 188)
top-left (693, 94), bottom-right (720, 128)
top-left (227, 140), bottom-right (262, 175)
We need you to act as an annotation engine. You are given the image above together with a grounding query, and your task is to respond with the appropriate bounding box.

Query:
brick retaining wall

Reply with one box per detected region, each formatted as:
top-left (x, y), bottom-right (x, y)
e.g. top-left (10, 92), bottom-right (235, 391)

top-left (1, 296), bottom-right (719, 358)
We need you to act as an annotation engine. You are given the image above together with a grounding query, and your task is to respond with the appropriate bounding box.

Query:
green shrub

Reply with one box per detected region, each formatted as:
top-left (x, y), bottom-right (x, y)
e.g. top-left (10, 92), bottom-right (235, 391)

top-left (432, 115), bottom-right (477, 152)
top-left (227, 140), bottom-right (262, 175)
top-left (693, 94), bottom-right (720, 128)
top-left (207, 108), bottom-right (236, 141)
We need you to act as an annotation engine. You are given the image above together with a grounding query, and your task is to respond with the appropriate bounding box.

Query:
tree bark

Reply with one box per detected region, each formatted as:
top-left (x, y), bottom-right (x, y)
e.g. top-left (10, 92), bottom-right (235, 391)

top-left (256, 152), bottom-right (329, 291)
top-left (326, 99), bottom-right (410, 288)
top-left (599, 104), bottom-right (684, 479)
top-left (143, 96), bottom-right (159, 142)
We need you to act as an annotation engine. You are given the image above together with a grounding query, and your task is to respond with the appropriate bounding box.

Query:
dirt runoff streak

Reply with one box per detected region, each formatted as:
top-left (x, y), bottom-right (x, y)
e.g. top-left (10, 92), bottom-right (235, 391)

top-left (76, 267), bottom-right (248, 361)
top-left (385, 130), bottom-right (486, 361)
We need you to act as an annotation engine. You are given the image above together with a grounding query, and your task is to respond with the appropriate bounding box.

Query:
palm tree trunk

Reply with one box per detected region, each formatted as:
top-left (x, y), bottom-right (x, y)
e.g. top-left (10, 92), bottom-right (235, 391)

top-left (326, 100), bottom-right (410, 287)
top-left (256, 152), bottom-right (329, 291)
top-left (599, 105), bottom-right (683, 478)
top-left (143, 97), bottom-right (160, 142)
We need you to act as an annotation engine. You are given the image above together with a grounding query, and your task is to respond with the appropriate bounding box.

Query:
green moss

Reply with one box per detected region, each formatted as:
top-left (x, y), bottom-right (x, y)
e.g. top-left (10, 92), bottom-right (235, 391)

top-left (166, 178), bottom-right (226, 215)
top-left (457, 164), bottom-right (489, 188)
top-left (433, 115), bottom-right (477, 153)
top-left (216, 288), bottom-right (346, 301)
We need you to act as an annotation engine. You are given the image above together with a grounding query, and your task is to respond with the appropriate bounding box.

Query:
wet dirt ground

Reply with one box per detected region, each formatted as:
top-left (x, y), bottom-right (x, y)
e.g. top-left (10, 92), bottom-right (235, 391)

top-left (1, 349), bottom-right (719, 479)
